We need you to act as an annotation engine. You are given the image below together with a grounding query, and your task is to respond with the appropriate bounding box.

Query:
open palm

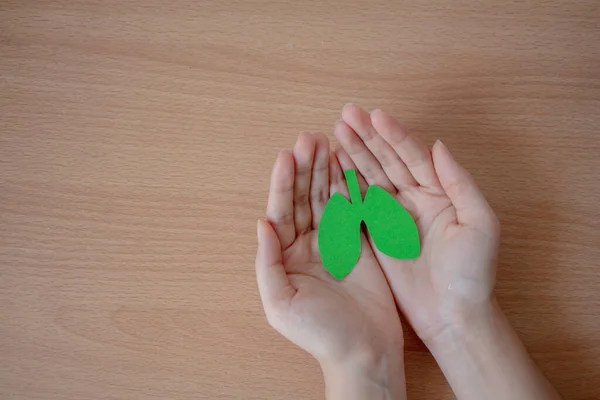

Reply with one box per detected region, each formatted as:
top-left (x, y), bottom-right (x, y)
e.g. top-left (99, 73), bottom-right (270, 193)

top-left (333, 105), bottom-right (501, 345)
top-left (256, 132), bottom-right (403, 365)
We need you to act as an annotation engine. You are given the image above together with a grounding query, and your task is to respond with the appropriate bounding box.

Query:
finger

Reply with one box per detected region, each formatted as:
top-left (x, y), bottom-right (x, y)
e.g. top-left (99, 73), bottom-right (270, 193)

top-left (329, 150), bottom-right (349, 199)
top-left (334, 146), bottom-right (369, 197)
top-left (310, 133), bottom-right (330, 228)
top-left (432, 140), bottom-right (499, 231)
top-left (256, 219), bottom-right (296, 311)
top-left (293, 132), bottom-right (316, 235)
top-left (333, 117), bottom-right (396, 194)
top-left (342, 104), bottom-right (416, 191)
top-left (370, 108), bottom-right (441, 189)
top-left (266, 150), bottom-right (296, 249)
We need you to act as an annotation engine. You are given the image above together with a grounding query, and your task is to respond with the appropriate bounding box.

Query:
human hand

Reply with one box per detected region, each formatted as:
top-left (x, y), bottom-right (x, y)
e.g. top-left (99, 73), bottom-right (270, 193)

top-left (256, 132), bottom-right (406, 399)
top-left (333, 104), bottom-right (501, 347)
top-left (332, 105), bottom-right (562, 400)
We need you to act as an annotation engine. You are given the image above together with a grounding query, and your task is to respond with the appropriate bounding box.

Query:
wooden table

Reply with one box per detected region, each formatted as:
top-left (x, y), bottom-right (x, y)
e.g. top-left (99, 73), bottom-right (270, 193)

top-left (2, 1), bottom-right (599, 399)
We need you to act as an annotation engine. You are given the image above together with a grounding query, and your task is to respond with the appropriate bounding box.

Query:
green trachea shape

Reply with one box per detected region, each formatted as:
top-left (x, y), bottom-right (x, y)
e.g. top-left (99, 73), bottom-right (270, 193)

top-left (318, 170), bottom-right (420, 280)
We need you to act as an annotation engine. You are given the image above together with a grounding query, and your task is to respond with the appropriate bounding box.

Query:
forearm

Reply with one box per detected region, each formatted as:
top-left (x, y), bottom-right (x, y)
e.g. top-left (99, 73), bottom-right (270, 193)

top-left (321, 353), bottom-right (407, 400)
top-left (427, 299), bottom-right (561, 400)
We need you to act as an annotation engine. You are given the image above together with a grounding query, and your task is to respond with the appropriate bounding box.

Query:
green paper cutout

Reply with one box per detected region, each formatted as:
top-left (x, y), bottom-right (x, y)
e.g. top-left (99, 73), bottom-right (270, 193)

top-left (318, 192), bottom-right (362, 280)
top-left (363, 186), bottom-right (420, 259)
top-left (318, 170), bottom-right (420, 280)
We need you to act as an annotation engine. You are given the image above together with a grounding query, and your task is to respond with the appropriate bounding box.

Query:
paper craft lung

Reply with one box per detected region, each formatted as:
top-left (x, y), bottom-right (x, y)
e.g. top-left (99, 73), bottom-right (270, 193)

top-left (318, 170), bottom-right (420, 280)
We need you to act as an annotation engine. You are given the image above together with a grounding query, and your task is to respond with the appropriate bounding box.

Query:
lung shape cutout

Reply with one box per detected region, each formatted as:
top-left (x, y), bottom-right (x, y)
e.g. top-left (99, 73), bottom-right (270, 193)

top-left (363, 186), bottom-right (420, 259)
top-left (318, 192), bottom-right (362, 280)
top-left (318, 170), bottom-right (420, 280)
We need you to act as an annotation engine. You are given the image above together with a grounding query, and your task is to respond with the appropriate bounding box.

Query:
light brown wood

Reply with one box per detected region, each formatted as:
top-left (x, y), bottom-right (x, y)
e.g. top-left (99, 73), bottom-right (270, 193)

top-left (1, 1), bottom-right (599, 399)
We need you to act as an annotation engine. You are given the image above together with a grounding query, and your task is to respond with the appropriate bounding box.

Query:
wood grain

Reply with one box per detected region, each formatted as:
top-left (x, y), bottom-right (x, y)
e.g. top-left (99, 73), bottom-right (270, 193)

top-left (1, 1), bottom-right (599, 398)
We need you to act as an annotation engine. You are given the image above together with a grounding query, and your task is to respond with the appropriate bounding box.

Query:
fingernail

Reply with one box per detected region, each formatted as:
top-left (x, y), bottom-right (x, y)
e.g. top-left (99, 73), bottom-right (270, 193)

top-left (435, 139), bottom-right (447, 150)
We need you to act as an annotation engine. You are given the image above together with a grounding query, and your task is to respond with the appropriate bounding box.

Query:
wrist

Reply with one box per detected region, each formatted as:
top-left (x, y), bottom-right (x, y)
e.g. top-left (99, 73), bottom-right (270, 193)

top-left (421, 297), bottom-right (500, 351)
top-left (320, 347), bottom-right (406, 400)
top-left (425, 299), bottom-right (507, 396)
top-left (424, 299), bottom-right (562, 400)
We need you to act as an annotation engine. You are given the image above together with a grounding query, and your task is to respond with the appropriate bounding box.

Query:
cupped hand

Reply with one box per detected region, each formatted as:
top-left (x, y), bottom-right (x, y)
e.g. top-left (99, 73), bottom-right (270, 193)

top-left (333, 104), bottom-right (501, 346)
top-left (255, 132), bottom-right (404, 369)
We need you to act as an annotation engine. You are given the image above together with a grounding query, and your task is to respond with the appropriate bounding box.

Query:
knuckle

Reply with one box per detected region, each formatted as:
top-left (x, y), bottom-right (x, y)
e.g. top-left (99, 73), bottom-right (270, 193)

top-left (390, 132), bottom-right (410, 147)
top-left (361, 165), bottom-right (377, 179)
top-left (273, 210), bottom-right (294, 225)
top-left (360, 128), bottom-right (377, 140)
top-left (403, 153), bottom-right (428, 169)
top-left (310, 188), bottom-right (329, 205)
top-left (312, 164), bottom-right (328, 175)
top-left (347, 145), bottom-right (364, 157)
top-left (377, 152), bottom-right (396, 168)
top-left (295, 165), bottom-right (311, 176)
top-left (294, 193), bottom-right (309, 207)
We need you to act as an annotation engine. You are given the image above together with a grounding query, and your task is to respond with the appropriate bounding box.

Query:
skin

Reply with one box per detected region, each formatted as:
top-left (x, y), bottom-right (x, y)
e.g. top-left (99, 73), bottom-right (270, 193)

top-left (256, 105), bottom-right (562, 400)
top-left (333, 104), bottom-right (499, 346)
top-left (256, 132), bottom-right (406, 399)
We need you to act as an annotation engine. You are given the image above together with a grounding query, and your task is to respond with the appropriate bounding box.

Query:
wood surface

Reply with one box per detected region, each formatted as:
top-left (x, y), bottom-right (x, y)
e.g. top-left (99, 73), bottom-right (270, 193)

top-left (1, 1), bottom-right (599, 399)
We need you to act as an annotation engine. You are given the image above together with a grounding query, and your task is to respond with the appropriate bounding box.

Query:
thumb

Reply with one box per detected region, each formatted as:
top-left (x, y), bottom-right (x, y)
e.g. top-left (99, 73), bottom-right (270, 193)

top-left (255, 219), bottom-right (295, 310)
top-left (432, 140), bottom-right (499, 231)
